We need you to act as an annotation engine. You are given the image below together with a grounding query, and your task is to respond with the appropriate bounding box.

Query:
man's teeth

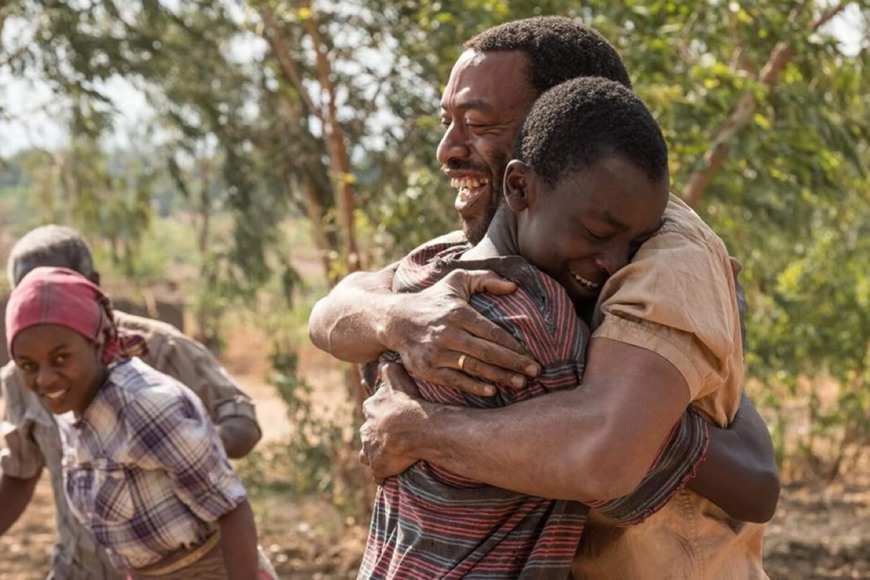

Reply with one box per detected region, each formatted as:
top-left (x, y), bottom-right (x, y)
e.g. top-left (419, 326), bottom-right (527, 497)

top-left (43, 390), bottom-right (65, 401)
top-left (572, 272), bottom-right (600, 289)
top-left (450, 177), bottom-right (489, 190)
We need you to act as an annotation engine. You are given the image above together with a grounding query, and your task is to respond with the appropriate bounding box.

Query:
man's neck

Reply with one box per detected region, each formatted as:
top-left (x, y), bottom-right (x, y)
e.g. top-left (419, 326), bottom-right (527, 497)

top-left (461, 208), bottom-right (519, 261)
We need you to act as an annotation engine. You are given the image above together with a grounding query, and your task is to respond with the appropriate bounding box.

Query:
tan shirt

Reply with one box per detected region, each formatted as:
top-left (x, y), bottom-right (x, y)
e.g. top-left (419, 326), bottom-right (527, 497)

top-left (0, 310), bottom-right (260, 580)
top-left (572, 195), bottom-right (767, 580)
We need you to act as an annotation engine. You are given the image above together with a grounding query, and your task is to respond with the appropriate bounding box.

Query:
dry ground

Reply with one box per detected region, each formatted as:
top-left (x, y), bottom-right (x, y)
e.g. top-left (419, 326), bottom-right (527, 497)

top-left (1, 332), bottom-right (867, 579)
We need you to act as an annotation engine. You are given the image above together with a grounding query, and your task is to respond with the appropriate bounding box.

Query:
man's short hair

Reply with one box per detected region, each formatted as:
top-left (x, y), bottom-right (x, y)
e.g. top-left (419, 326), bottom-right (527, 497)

top-left (464, 16), bottom-right (632, 95)
top-left (7, 225), bottom-right (96, 287)
top-left (516, 76), bottom-right (668, 187)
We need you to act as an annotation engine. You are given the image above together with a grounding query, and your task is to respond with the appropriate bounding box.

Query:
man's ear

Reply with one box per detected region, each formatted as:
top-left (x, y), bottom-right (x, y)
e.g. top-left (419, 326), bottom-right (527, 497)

top-left (504, 160), bottom-right (535, 212)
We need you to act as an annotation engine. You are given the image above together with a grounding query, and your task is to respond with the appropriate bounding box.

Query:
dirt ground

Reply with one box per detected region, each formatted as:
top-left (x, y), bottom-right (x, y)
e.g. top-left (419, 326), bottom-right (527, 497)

top-left (1, 335), bottom-right (867, 579)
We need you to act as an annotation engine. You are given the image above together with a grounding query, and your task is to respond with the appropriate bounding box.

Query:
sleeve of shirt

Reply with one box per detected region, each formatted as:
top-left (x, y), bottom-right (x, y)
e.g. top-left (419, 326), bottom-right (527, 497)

top-left (124, 385), bottom-right (247, 523)
top-left (592, 227), bottom-right (741, 404)
top-left (1, 366), bottom-right (46, 479)
top-left (148, 330), bottom-right (261, 431)
top-left (589, 408), bottom-right (709, 525)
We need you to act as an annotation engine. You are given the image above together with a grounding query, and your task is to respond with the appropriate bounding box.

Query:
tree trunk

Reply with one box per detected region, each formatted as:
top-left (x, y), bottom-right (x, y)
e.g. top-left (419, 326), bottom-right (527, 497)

top-left (260, 4), bottom-right (362, 281)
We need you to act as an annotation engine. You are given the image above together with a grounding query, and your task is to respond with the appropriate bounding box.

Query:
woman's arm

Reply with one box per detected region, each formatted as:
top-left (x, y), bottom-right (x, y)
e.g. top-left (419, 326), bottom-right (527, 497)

top-left (0, 471), bottom-right (40, 535)
top-left (218, 499), bottom-right (259, 579)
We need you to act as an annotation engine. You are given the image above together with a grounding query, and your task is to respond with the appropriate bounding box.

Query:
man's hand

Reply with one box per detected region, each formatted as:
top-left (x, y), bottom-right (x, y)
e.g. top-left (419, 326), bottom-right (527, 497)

top-left (383, 270), bottom-right (540, 396)
top-left (359, 363), bottom-right (428, 483)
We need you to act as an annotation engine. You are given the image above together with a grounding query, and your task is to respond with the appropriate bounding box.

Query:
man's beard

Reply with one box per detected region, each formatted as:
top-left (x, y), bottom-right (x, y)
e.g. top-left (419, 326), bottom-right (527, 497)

top-left (459, 154), bottom-right (508, 245)
top-left (462, 180), bottom-right (501, 245)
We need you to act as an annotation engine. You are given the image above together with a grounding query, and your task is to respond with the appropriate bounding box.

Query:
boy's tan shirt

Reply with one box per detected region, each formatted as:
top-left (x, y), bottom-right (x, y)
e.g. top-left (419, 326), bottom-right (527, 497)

top-left (572, 195), bottom-right (767, 580)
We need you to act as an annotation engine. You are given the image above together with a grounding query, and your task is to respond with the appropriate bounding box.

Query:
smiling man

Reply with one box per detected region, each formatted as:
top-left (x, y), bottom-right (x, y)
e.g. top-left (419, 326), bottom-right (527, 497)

top-left (310, 16), bottom-right (778, 579)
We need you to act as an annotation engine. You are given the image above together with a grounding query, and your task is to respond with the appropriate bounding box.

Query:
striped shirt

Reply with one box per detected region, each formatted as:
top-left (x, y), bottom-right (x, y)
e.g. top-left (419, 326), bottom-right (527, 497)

top-left (55, 357), bottom-right (247, 571)
top-left (0, 310), bottom-right (259, 579)
top-left (359, 237), bottom-right (708, 579)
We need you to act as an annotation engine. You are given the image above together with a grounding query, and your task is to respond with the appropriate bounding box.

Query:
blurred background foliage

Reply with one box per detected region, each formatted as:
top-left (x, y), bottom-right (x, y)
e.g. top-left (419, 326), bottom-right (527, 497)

top-left (1, 0), bottom-right (868, 495)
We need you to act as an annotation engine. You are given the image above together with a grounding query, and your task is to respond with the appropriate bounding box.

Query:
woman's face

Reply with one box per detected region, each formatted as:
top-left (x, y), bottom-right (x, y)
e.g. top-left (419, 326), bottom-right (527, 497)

top-left (12, 324), bottom-right (104, 416)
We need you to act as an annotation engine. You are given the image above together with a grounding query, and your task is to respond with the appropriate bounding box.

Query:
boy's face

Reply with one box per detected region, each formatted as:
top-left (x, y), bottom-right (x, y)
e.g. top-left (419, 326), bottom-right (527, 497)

top-left (513, 154), bottom-right (669, 306)
top-left (12, 324), bottom-right (104, 416)
top-left (437, 49), bottom-right (537, 245)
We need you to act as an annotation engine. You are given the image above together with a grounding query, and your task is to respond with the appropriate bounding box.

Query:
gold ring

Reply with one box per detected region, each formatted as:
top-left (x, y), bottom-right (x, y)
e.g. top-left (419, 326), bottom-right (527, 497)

top-left (457, 354), bottom-right (467, 371)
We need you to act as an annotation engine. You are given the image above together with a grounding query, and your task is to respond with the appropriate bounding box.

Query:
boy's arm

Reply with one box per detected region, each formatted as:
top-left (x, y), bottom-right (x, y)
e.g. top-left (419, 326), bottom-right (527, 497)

top-left (362, 361), bottom-right (779, 522)
top-left (218, 499), bottom-right (259, 579)
top-left (0, 472), bottom-right (40, 535)
top-left (687, 393), bottom-right (780, 522)
top-left (309, 265), bottom-right (540, 396)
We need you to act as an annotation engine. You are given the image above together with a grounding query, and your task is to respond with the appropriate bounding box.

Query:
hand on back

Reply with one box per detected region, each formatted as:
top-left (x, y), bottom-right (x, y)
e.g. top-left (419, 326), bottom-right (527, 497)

top-left (384, 269), bottom-right (540, 397)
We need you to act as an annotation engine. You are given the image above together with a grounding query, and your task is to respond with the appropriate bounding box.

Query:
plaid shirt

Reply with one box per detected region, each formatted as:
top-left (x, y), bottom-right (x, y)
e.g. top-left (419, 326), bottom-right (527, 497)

top-left (1, 310), bottom-right (259, 579)
top-left (56, 357), bottom-right (247, 571)
top-left (359, 239), bottom-right (707, 579)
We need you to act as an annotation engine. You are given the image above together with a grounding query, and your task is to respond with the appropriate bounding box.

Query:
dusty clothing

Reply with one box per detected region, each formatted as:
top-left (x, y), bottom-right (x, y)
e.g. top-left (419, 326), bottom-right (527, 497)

top-left (572, 195), bottom-right (766, 580)
top-left (359, 239), bottom-right (707, 579)
top-left (0, 310), bottom-right (259, 580)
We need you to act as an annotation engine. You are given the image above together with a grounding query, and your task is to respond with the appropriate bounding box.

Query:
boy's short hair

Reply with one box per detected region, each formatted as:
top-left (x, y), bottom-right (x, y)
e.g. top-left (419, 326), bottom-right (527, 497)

top-left (465, 16), bottom-right (632, 95)
top-left (516, 76), bottom-right (668, 187)
top-left (7, 225), bottom-right (96, 287)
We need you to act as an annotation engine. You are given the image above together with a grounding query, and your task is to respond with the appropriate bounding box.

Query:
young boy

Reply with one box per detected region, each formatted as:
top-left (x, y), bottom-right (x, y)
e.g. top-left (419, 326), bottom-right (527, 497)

top-left (4, 267), bottom-right (274, 579)
top-left (358, 77), bottom-right (706, 579)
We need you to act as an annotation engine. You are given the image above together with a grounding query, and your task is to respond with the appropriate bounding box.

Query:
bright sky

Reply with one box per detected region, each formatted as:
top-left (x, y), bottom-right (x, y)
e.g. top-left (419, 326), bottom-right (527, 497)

top-left (0, 8), bottom-right (864, 158)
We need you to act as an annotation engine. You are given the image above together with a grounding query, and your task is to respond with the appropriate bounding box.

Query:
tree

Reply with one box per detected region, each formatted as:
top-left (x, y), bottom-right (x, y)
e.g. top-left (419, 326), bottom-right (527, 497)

top-left (3, 0), bottom-right (868, 478)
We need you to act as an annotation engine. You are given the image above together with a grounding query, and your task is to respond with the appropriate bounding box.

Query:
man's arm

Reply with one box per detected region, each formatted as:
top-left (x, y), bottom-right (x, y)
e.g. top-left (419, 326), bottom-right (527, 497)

top-left (216, 416), bottom-right (260, 459)
top-left (362, 338), bottom-right (688, 501)
top-left (687, 393), bottom-right (780, 522)
top-left (309, 265), bottom-right (540, 396)
top-left (0, 471), bottom-right (40, 535)
top-left (361, 360), bottom-right (779, 521)
top-left (309, 265), bottom-right (400, 363)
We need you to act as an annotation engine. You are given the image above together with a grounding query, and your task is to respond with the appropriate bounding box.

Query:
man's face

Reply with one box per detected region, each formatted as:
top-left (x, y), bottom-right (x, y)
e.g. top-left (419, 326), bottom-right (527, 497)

top-left (437, 49), bottom-right (537, 244)
top-left (514, 154), bottom-right (669, 307)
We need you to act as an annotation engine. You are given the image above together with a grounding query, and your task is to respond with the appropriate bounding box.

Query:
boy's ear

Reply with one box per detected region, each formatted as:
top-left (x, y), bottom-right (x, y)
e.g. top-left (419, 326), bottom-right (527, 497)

top-left (504, 160), bottom-right (534, 212)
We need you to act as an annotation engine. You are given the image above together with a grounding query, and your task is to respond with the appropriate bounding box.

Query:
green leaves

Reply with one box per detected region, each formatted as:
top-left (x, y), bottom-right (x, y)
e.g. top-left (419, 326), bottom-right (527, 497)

top-left (3, 0), bottom-right (868, 478)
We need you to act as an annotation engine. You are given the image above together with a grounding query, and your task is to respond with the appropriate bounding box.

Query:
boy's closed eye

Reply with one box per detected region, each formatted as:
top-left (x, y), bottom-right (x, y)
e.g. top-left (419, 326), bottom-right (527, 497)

top-left (582, 226), bottom-right (610, 241)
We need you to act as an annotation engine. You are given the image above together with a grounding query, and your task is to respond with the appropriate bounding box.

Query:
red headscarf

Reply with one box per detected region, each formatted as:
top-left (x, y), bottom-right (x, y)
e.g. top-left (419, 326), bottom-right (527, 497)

top-left (5, 266), bottom-right (137, 365)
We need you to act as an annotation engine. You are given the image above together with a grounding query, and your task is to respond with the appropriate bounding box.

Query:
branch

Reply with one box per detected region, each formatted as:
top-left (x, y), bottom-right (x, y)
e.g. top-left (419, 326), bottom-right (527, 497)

top-left (259, 6), bottom-right (323, 124)
top-left (301, 0), bottom-right (360, 272)
top-left (681, 2), bottom-right (852, 208)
